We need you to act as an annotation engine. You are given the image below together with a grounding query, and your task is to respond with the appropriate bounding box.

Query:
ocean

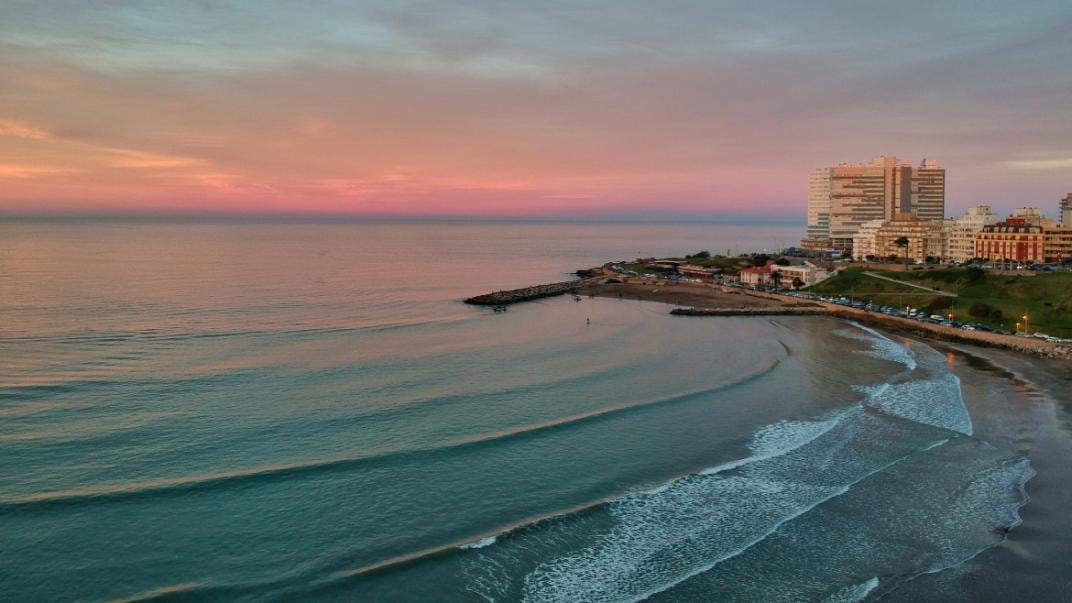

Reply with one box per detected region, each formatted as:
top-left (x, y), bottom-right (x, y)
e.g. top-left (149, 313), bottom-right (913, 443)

top-left (1, 220), bottom-right (1069, 602)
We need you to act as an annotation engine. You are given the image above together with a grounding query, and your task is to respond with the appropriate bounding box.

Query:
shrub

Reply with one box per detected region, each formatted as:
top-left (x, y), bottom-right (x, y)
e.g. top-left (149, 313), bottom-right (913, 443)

top-left (968, 302), bottom-right (993, 318)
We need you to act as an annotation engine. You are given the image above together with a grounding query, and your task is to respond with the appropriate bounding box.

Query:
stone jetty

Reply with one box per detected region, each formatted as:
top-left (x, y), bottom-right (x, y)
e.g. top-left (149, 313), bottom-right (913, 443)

top-left (464, 279), bottom-right (583, 306)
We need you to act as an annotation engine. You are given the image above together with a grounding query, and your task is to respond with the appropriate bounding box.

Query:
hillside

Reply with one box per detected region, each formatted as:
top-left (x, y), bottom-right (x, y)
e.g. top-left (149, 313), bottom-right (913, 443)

top-left (808, 268), bottom-right (1072, 336)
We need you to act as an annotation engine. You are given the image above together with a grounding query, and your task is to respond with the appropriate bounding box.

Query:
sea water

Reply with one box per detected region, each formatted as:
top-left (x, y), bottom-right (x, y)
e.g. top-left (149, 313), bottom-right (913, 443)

top-left (0, 220), bottom-right (1048, 601)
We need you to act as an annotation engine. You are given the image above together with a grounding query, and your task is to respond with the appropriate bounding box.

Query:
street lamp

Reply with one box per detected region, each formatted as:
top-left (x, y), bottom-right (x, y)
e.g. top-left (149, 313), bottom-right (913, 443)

top-left (1016, 321), bottom-right (1021, 333)
top-left (1023, 314), bottom-right (1029, 334)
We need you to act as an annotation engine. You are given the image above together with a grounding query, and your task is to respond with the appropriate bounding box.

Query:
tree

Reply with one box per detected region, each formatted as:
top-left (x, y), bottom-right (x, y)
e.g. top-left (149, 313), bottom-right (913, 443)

top-left (770, 270), bottom-right (783, 289)
top-left (775, 258), bottom-right (790, 266)
top-left (792, 277), bottom-right (805, 290)
top-left (894, 236), bottom-right (910, 268)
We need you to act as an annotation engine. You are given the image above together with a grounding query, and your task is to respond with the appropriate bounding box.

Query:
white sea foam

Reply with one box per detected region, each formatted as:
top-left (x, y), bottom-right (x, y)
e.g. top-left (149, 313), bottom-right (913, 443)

top-left (461, 536), bottom-right (498, 550)
top-left (823, 577), bottom-right (879, 603)
top-left (701, 410), bottom-right (854, 476)
top-left (861, 373), bottom-right (972, 436)
top-left (520, 432), bottom-right (920, 603)
top-left (837, 322), bottom-right (917, 370)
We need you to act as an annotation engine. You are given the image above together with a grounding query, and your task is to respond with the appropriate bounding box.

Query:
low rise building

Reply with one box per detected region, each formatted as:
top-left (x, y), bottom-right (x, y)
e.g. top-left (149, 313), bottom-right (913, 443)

top-left (739, 262), bottom-right (773, 287)
top-left (851, 219), bottom-right (885, 260)
top-left (852, 213), bottom-right (942, 262)
top-left (1044, 226), bottom-right (1072, 264)
top-left (975, 217), bottom-right (1045, 263)
top-left (940, 206), bottom-right (1000, 263)
top-left (771, 261), bottom-right (829, 287)
top-left (678, 263), bottom-right (722, 283)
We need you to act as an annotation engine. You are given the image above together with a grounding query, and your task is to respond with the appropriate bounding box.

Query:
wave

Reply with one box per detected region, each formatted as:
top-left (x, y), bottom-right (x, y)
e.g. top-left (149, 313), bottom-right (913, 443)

top-left (0, 352), bottom-right (787, 513)
top-left (700, 409), bottom-right (853, 476)
top-left (461, 536), bottom-right (498, 550)
top-left (824, 577), bottom-right (880, 603)
top-left (519, 434), bottom-right (945, 603)
top-left (837, 322), bottom-right (917, 370)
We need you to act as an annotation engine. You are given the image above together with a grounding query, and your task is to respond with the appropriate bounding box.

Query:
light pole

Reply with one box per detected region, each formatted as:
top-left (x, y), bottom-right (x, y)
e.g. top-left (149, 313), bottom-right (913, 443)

top-left (1023, 314), bottom-right (1029, 334)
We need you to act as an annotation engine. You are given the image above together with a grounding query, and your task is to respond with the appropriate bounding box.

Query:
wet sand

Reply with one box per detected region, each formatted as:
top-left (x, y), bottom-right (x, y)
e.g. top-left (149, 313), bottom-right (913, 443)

top-left (884, 343), bottom-right (1072, 601)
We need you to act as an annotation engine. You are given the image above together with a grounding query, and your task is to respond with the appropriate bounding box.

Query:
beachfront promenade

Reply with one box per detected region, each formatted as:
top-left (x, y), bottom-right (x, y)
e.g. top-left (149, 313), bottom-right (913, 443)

top-left (610, 279), bottom-right (1072, 360)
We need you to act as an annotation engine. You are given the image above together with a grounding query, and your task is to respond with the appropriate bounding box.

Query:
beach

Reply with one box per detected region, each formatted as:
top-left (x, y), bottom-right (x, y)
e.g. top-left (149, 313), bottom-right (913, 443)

top-left (581, 279), bottom-right (1072, 360)
top-left (2, 220), bottom-right (1070, 601)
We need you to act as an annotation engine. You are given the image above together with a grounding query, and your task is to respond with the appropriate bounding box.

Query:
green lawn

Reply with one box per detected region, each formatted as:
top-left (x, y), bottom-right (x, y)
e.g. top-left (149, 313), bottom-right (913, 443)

top-left (808, 268), bottom-right (1072, 336)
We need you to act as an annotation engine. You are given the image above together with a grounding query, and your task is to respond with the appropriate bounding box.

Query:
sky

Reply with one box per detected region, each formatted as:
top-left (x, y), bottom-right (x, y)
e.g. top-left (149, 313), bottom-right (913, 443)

top-left (1, 1), bottom-right (1071, 220)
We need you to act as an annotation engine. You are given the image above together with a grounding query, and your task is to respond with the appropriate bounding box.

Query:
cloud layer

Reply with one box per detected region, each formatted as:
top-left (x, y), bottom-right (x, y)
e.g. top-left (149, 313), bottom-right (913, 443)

top-left (1, 1), bottom-right (1070, 217)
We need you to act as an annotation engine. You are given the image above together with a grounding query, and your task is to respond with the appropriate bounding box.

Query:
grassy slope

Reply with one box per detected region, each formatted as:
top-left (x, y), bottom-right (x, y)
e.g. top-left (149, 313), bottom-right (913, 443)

top-left (808, 268), bottom-right (1072, 336)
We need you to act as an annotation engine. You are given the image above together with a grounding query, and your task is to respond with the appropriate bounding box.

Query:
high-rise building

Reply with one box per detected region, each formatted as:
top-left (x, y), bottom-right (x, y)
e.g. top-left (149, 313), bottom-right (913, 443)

top-left (803, 168), bottom-right (832, 249)
top-left (804, 156), bottom-right (945, 252)
top-left (913, 158), bottom-right (946, 221)
top-left (1061, 193), bottom-right (1072, 226)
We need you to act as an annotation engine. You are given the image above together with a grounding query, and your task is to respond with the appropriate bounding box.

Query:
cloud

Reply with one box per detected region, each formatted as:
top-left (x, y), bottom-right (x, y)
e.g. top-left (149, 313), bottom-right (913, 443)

top-left (0, 119), bottom-right (51, 140)
top-left (0, 163), bottom-right (77, 178)
top-left (1004, 156), bottom-right (1072, 170)
top-left (0, 1), bottom-right (1070, 215)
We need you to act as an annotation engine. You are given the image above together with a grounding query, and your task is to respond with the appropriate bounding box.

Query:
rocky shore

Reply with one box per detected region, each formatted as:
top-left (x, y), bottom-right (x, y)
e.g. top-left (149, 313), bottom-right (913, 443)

top-left (464, 280), bottom-right (583, 305)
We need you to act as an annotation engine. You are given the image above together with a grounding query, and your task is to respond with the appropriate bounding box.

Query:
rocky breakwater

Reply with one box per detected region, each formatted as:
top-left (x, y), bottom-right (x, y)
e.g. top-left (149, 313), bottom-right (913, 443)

top-left (465, 279), bottom-right (584, 306)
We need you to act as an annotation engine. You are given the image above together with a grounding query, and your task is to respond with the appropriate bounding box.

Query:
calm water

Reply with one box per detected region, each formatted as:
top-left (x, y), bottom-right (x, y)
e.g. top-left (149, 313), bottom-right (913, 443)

top-left (0, 220), bottom-right (1067, 601)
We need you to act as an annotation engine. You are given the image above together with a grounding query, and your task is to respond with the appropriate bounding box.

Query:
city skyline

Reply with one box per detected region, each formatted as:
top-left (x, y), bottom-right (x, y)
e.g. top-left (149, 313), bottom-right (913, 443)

top-left (1, 1), bottom-right (1071, 218)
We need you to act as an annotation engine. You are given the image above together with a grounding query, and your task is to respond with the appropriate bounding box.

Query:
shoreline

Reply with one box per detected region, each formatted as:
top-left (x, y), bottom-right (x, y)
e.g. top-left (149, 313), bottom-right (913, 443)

top-left (577, 279), bottom-right (1072, 361)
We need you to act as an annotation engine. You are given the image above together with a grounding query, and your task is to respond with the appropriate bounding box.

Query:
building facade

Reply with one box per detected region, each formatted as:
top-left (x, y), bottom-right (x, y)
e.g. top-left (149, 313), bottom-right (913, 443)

top-left (806, 156), bottom-right (946, 252)
top-left (1061, 193), bottom-right (1072, 227)
top-left (940, 206), bottom-right (1000, 263)
top-left (851, 219), bottom-right (885, 260)
top-left (852, 214), bottom-right (942, 262)
top-left (912, 158), bottom-right (946, 221)
top-left (739, 262), bottom-right (772, 286)
top-left (803, 168), bottom-right (832, 249)
top-left (872, 213), bottom-right (944, 262)
top-left (771, 262), bottom-right (829, 287)
top-left (975, 217), bottom-right (1045, 263)
top-left (1044, 227), bottom-right (1072, 264)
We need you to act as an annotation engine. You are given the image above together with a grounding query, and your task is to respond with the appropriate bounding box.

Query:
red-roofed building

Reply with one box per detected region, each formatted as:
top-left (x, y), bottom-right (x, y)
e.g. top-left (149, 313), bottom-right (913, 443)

top-left (740, 262), bottom-right (773, 286)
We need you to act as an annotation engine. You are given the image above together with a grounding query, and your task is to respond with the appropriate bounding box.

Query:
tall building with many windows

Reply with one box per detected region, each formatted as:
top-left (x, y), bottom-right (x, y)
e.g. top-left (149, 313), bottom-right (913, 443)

top-left (803, 156), bottom-right (945, 252)
top-left (803, 168), bottom-right (832, 249)
top-left (1061, 193), bottom-right (1072, 226)
top-left (913, 158), bottom-right (946, 221)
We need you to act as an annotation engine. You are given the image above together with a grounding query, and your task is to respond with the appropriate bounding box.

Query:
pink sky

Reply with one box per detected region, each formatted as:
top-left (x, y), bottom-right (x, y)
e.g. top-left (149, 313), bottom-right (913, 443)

top-left (1, 2), bottom-right (1070, 218)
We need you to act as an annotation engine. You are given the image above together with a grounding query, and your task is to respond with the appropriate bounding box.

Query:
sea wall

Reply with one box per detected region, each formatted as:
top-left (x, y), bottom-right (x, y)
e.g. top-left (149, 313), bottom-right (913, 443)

top-left (740, 289), bottom-right (1072, 360)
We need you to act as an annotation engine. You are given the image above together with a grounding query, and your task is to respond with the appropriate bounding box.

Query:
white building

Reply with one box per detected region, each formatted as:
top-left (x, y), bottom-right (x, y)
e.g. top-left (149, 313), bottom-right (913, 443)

top-left (941, 206), bottom-right (1000, 263)
top-left (803, 168), bottom-right (832, 249)
top-left (771, 261), bottom-right (829, 287)
top-left (851, 219), bottom-right (885, 260)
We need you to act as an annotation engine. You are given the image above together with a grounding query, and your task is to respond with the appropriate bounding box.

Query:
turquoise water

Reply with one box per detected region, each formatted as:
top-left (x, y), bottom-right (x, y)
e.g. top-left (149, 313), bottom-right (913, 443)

top-left (0, 221), bottom-right (1041, 601)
